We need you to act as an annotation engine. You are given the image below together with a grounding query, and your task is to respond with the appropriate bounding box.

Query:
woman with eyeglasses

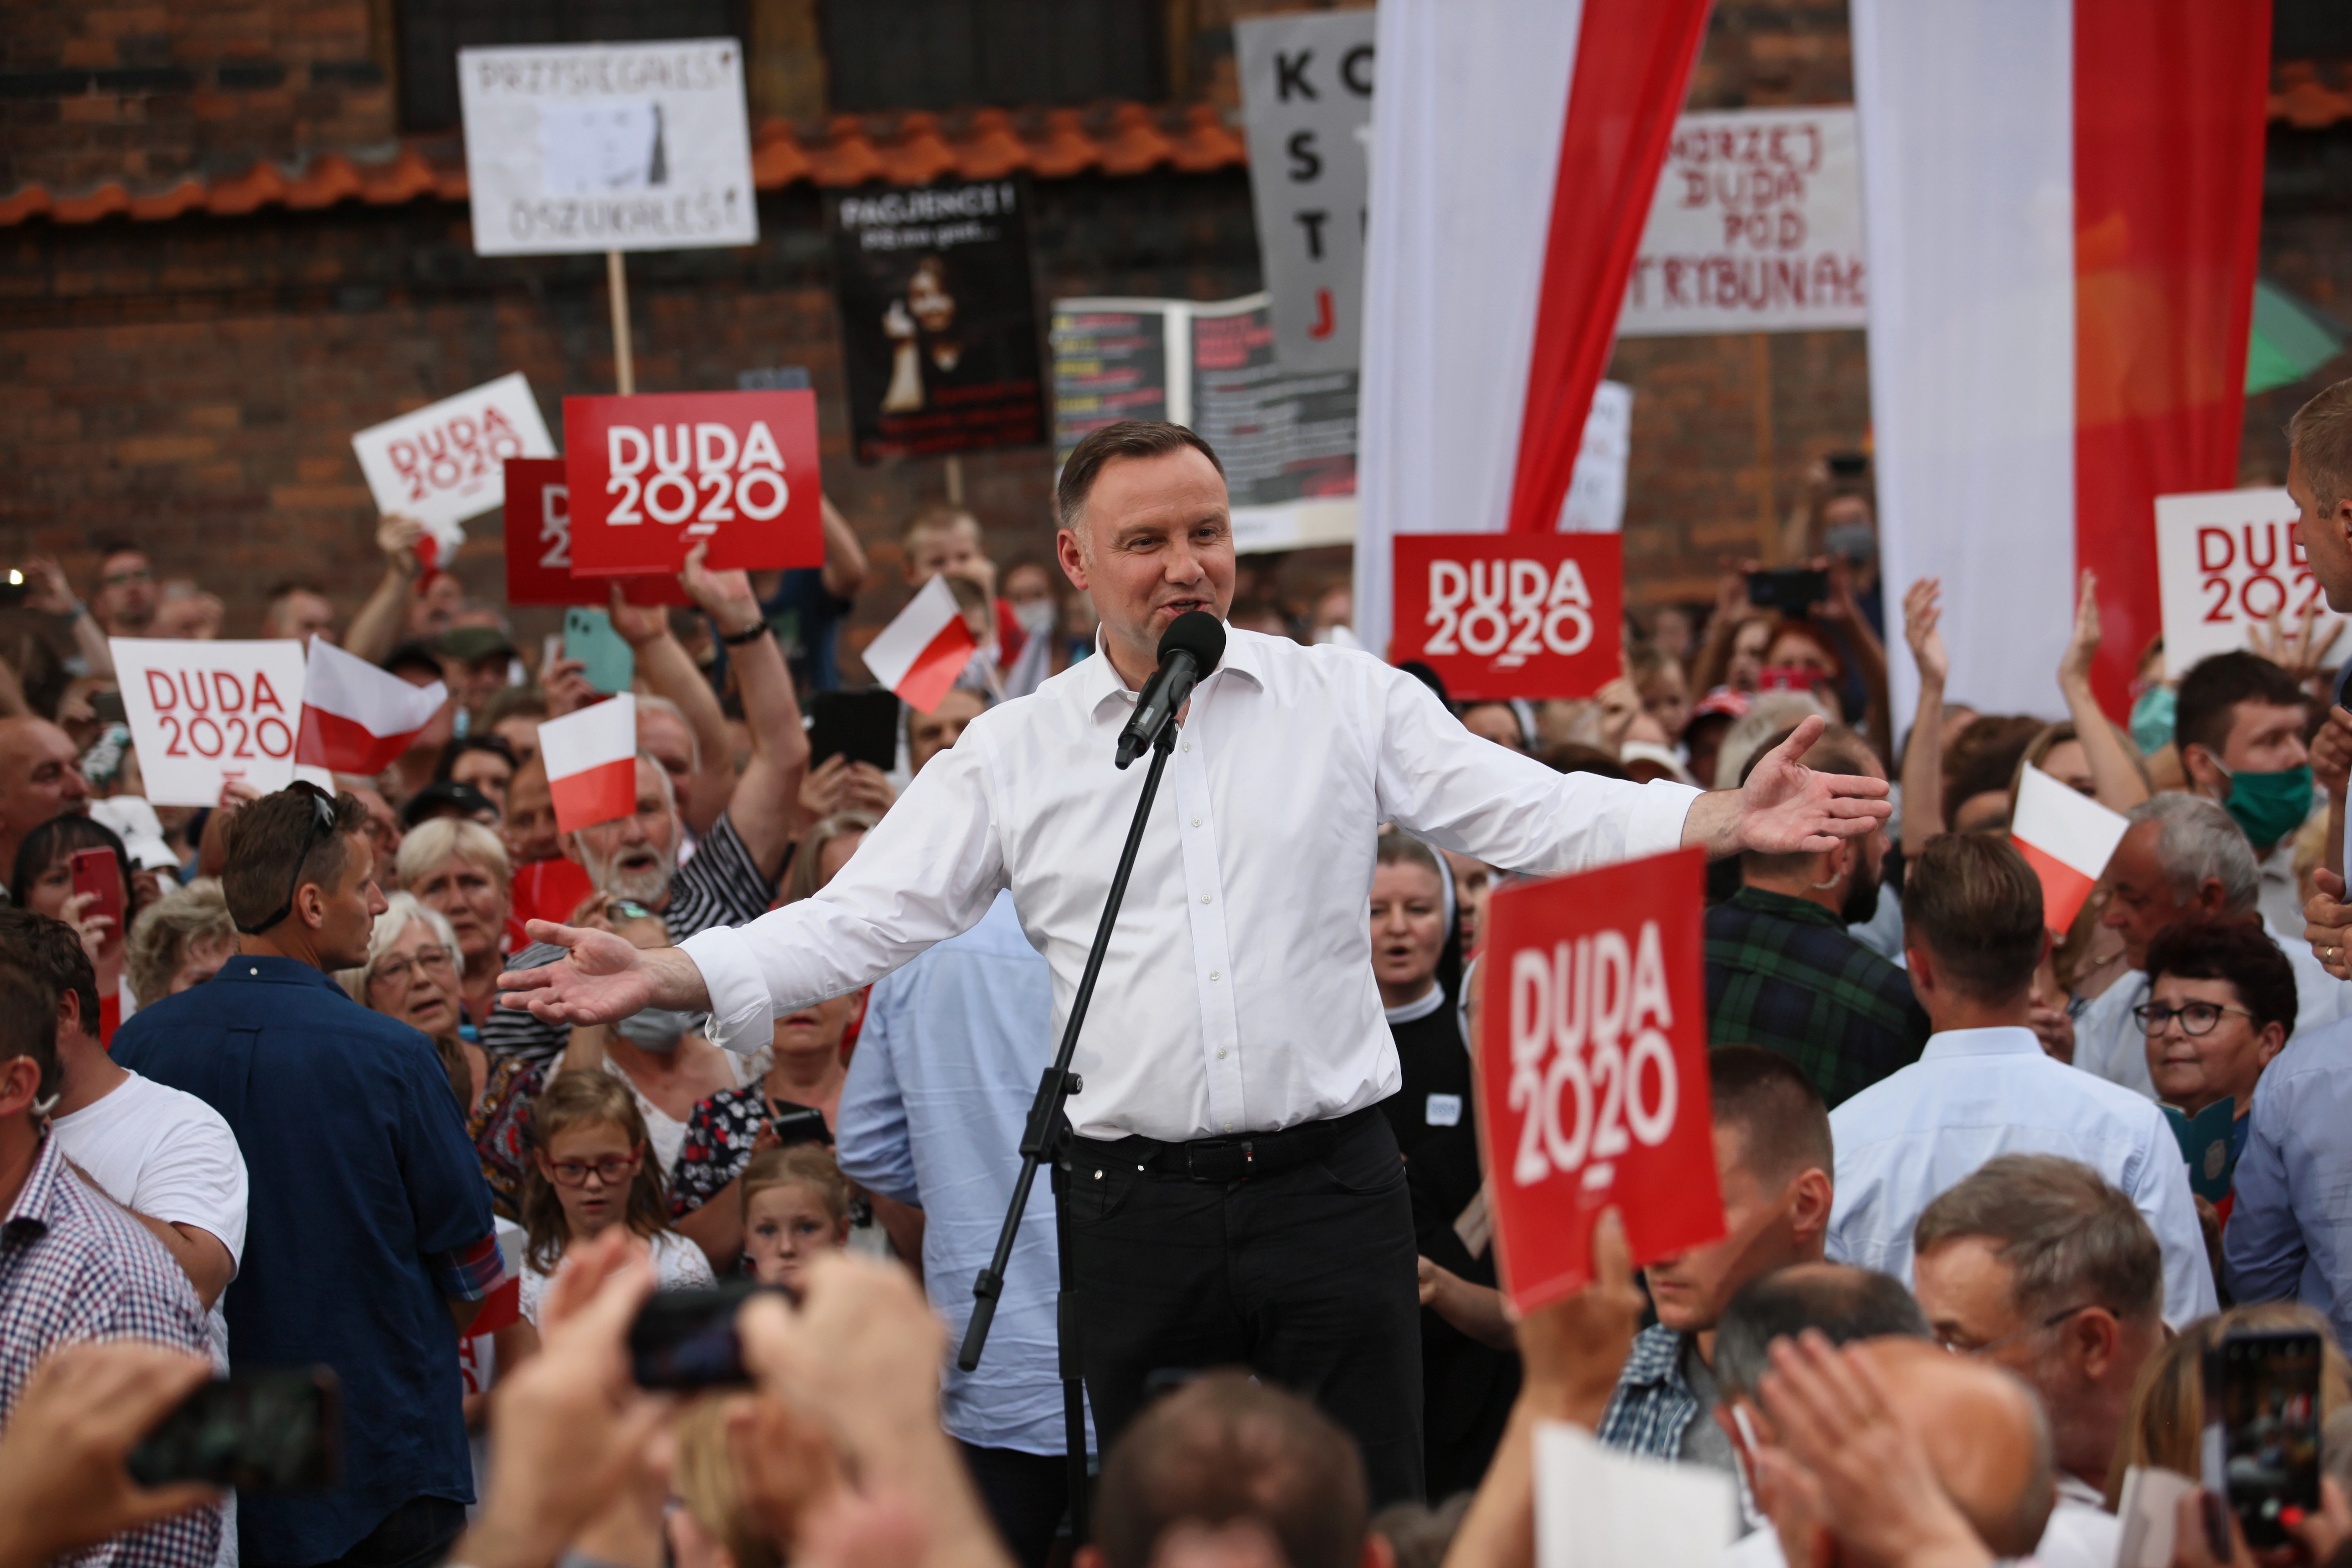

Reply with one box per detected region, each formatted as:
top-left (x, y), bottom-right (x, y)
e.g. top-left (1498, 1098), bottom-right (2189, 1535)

top-left (2137, 919), bottom-right (2296, 1215)
top-left (516, 1069), bottom-right (712, 1330)
top-left (396, 818), bottom-right (517, 1041)
top-left (338, 892), bottom-right (537, 1218)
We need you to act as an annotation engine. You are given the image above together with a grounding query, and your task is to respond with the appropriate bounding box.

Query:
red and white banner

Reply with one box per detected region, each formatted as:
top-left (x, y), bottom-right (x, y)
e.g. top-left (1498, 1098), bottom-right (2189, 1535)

top-left (1479, 847), bottom-right (1723, 1311)
top-left (1392, 534), bottom-right (1620, 700)
top-left (1857, 0), bottom-right (2270, 719)
top-left (562, 391), bottom-right (823, 577)
top-left (860, 575), bottom-right (977, 715)
top-left (111, 639), bottom-right (309, 806)
top-left (539, 693), bottom-right (639, 836)
top-left (1354, 0), bottom-right (1712, 658)
top-left (351, 372), bottom-right (556, 535)
top-left (502, 458), bottom-right (691, 608)
top-left (2012, 764), bottom-right (2131, 934)
top-left (295, 638), bottom-right (449, 777)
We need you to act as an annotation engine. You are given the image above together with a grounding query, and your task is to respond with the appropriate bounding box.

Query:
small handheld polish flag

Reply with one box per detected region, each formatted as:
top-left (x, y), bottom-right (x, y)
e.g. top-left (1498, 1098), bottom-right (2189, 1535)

top-left (861, 574), bottom-right (978, 715)
top-left (295, 637), bottom-right (449, 775)
top-left (2011, 764), bottom-right (2131, 934)
top-left (539, 693), bottom-right (640, 836)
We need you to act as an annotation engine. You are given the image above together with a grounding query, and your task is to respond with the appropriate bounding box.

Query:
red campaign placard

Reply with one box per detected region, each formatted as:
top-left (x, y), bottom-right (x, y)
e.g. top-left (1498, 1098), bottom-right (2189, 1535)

top-left (1393, 534), bottom-right (1622, 700)
top-left (562, 391), bottom-right (824, 575)
top-left (501, 460), bottom-right (690, 608)
top-left (1476, 846), bottom-right (1723, 1313)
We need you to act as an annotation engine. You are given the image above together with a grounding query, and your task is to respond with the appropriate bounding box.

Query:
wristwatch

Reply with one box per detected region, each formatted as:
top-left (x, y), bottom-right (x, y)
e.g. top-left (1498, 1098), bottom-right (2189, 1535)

top-left (719, 619), bottom-right (774, 647)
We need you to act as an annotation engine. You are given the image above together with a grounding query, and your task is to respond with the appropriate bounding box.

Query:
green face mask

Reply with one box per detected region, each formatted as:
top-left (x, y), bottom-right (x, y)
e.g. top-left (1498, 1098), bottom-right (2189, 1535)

top-left (2218, 763), bottom-right (2314, 851)
top-left (2130, 685), bottom-right (2176, 756)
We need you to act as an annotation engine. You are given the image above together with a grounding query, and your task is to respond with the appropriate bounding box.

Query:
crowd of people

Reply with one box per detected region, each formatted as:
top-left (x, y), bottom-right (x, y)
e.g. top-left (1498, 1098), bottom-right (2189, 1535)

top-left (8, 384), bottom-right (2352, 1568)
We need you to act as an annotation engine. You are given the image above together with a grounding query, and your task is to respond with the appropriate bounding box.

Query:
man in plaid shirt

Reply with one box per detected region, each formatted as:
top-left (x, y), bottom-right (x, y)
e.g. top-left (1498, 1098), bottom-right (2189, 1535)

top-left (0, 954), bottom-right (221, 1568)
top-left (1704, 727), bottom-right (1926, 1107)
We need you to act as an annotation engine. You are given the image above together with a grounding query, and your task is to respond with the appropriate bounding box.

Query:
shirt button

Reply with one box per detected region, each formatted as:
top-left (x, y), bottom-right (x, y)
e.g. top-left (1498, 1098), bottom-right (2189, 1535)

top-left (1182, 741), bottom-right (1191, 752)
top-left (1210, 971), bottom-right (1220, 981)
top-left (1191, 817), bottom-right (1201, 827)
top-left (1224, 1122), bottom-right (1235, 1132)
top-left (1200, 894), bottom-right (1212, 904)
top-left (1217, 1048), bottom-right (1228, 1060)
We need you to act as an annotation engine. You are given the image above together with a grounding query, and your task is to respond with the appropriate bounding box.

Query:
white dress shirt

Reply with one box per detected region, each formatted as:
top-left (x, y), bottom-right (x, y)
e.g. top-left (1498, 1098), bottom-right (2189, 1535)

top-left (683, 628), bottom-right (1700, 1141)
top-left (1827, 1026), bottom-right (2218, 1326)
top-left (2073, 918), bottom-right (2347, 1101)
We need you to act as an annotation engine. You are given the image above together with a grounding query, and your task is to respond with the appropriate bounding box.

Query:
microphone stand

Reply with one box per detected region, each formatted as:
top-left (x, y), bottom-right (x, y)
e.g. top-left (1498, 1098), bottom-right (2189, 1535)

top-left (958, 707), bottom-right (1179, 1544)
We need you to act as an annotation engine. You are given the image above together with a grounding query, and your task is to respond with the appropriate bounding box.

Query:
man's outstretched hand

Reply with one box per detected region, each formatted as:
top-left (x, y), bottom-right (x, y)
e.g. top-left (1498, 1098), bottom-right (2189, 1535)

top-left (1682, 713), bottom-right (1891, 860)
top-left (496, 920), bottom-right (710, 1024)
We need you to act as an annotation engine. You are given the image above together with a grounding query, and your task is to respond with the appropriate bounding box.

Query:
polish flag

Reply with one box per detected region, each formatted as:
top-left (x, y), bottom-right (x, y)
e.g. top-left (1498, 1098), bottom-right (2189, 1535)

top-left (1353, 0), bottom-right (1714, 657)
top-left (2011, 765), bottom-right (2132, 934)
top-left (1856, 0), bottom-right (2270, 719)
top-left (539, 693), bottom-right (639, 836)
top-left (861, 575), bottom-right (977, 714)
top-left (295, 637), bottom-right (449, 775)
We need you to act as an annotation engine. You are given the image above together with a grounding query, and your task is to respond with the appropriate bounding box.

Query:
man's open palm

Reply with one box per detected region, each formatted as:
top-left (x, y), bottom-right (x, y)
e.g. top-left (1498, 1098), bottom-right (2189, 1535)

top-left (497, 921), bottom-right (658, 1024)
top-left (1735, 714), bottom-right (1891, 854)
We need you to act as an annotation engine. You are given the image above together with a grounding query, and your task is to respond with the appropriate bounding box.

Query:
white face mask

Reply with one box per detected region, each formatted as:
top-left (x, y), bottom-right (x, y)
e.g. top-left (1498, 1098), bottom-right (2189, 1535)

top-left (613, 1005), bottom-right (699, 1054)
top-left (1014, 598), bottom-right (1058, 638)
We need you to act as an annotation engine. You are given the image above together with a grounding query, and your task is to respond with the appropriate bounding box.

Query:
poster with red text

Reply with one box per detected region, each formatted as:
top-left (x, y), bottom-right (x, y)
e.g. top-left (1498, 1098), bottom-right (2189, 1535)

top-left (562, 391), bottom-right (823, 575)
top-left (111, 639), bottom-right (310, 806)
top-left (1393, 534), bottom-right (1622, 700)
top-left (1476, 847), bottom-right (1723, 1312)
top-left (502, 459), bottom-right (690, 607)
top-left (2153, 487), bottom-right (2339, 678)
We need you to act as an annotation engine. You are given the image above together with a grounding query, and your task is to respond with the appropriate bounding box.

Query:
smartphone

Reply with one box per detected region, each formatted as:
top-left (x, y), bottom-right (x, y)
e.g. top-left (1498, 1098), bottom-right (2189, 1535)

top-left (807, 689), bottom-right (900, 772)
top-left (126, 1367), bottom-right (341, 1492)
top-left (630, 1282), bottom-right (769, 1390)
top-left (91, 689), bottom-right (126, 724)
top-left (70, 847), bottom-right (125, 936)
top-left (1747, 567), bottom-right (1828, 616)
top-left (2205, 1328), bottom-right (2323, 1549)
top-left (1826, 450), bottom-right (1870, 480)
top-left (766, 1103), bottom-right (830, 1149)
top-left (0, 568), bottom-right (27, 607)
top-left (564, 607), bottom-right (636, 696)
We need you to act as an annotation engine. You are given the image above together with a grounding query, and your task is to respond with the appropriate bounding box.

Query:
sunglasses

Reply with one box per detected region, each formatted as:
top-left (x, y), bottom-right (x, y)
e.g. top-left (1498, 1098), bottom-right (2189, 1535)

top-left (235, 782), bottom-right (340, 936)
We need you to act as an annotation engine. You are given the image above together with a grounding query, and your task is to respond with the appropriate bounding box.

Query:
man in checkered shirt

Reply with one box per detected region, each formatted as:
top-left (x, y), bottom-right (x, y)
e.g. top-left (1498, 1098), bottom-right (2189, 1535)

top-left (0, 954), bottom-right (220, 1568)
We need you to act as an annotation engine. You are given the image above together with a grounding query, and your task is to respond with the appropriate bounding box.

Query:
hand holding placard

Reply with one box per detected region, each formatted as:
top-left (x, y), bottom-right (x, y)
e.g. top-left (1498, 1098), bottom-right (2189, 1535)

top-left (1476, 846), bottom-right (1723, 1311)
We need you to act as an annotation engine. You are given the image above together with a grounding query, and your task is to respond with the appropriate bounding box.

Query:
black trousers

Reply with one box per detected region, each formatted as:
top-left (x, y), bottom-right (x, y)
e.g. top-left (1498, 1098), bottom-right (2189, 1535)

top-left (959, 1442), bottom-right (1070, 1568)
top-left (257, 1495), bottom-right (464, 1568)
top-left (1063, 1108), bottom-right (1425, 1505)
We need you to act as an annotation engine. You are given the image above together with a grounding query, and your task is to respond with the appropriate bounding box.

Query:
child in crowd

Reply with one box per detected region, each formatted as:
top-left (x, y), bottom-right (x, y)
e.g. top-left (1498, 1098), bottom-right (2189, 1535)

top-left (737, 1142), bottom-right (853, 1299)
top-left (518, 1070), bottom-right (714, 1326)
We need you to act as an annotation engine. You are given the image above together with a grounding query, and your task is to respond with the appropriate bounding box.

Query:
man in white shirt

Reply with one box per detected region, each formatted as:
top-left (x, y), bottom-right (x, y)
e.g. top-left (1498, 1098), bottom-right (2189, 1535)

top-left (500, 420), bottom-right (1893, 1501)
top-left (1, 909), bottom-right (247, 1318)
top-left (1826, 835), bottom-right (2215, 1325)
top-left (2076, 794), bottom-right (2341, 1097)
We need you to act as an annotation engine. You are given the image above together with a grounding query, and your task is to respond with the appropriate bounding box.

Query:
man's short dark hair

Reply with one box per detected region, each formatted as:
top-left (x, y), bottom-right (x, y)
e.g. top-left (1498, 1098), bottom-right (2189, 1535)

top-left (92, 538), bottom-right (144, 563)
top-left (0, 909), bottom-right (99, 1043)
top-left (221, 787), bottom-right (369, 934)
top-left (1913, 1154), bottom-right (2163, 1327)
top-left (2144, 919), bottom-right (2298, 1038)
top-left (1095, 1371), bottom-right (1366, 1568)
top-left (0, 957), bottom-right (61, 1108)
top-left (2175, 651), bottom-right (2308, 761)
top-left (1056, 420), bottom-right (1225, 531)
top-left (1710, 1044), bottom-right (1833, 1186)
top-left (1712, 1264), bottom-right (1931, 1398)
top-left (265, 580), bottom-right (325, 603)
top-left (1901, 834), bottom-right (2045, 1003)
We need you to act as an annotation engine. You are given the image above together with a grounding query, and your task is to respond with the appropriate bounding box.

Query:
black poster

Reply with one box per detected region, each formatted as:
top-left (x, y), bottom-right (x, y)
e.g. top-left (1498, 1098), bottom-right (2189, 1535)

top-left (828, 177), bottom-right (1047, 464)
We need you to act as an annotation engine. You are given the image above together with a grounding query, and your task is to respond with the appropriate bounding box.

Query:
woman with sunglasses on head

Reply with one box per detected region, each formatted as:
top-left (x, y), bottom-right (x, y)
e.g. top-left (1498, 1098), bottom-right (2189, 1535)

top-left (516, 1069), bottom-right (712, 1331)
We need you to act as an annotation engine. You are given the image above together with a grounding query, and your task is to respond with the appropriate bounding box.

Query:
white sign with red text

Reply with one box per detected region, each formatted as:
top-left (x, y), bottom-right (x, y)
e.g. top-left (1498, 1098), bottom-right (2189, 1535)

top-left (2154, 487), bottom-right (2337, 678)
top-left (111, 640), bottom-right (309, 806)
top-left (351, 372), bottom-right (556, 535)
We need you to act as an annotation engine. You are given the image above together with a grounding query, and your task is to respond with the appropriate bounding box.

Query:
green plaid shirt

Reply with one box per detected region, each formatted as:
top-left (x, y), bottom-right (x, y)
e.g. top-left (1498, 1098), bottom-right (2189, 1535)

top-left (1704, 885), bottom-right (1930, 1108)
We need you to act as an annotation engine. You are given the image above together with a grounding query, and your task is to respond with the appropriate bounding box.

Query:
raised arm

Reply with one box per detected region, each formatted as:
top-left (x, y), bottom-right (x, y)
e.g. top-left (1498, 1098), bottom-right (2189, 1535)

top-left (820, 495), bottom-right (871, 601)
top-left (1818, 557), bottom-right (1891, 763)
top-left (23, 560), bottom-right (114, 681)
top-left (606, 583), bottom-right (736, 838)
top-left (345, 515), bottom-right (425, 665)
top-left (1899, 577), bottom-right (1949, 856)
top-left (683, 544), bottom-right (808, 877)
top-left (2056, 570), bottom-right (2149, 812)
top-left (1687, 562), bottom-right (1757, 697)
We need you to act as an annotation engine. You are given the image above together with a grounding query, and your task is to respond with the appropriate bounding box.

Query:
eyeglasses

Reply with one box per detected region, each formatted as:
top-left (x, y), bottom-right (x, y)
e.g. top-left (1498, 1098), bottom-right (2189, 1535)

top-left (1938, 1302), bottom-right (2099, 1357)
top-left (371, 946), bottom-right (457, 990)
top-left (544, 1148), bottom-right (642, 1187)
top-left (2133, 1001), bottom-right (2256, 1037)
top-left (235, 782), bottom-right (340, 936)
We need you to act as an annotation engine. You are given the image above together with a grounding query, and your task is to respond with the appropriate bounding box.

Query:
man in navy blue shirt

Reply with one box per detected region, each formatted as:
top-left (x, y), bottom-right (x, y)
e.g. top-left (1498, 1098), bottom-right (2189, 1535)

top-left (117, 783), bottom-right (502, 1568)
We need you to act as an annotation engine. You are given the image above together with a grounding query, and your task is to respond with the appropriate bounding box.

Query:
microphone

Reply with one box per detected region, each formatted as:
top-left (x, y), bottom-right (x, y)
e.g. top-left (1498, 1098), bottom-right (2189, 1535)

top-left (1116, 611), bottom-right (1227, 769)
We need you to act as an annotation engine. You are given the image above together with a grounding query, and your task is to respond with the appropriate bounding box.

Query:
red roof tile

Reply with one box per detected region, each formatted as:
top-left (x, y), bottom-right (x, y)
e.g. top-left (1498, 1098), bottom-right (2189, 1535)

top-left (0, 100), bottom-right (1250, 228)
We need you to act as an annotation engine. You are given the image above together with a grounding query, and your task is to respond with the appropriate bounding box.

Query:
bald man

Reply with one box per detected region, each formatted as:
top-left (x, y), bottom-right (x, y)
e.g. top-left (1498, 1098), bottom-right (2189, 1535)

top-left (1744, 1338), bottom-right (2055, 1568)
top-left (0, 717), bottom-right (90, 898)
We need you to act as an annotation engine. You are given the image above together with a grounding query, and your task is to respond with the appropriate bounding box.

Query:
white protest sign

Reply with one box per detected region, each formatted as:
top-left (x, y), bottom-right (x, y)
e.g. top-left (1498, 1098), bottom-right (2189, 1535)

top-left (1558, 381), bottom-right (1633, 533)
top-left (1619, 107), bottom-right (1866, 337)
top-left (459, 39), bottom-right (758, 257)
top-left (351, 371), bottom-right (555, 536)
top-left (2154, 487), bottom-right (2337, 677)
top-left (1235, 9), bottom-right (1375, 373)
top-left (1534, 1422), bottom-right (1735, 1568)
top-left (111, 640), bottom-right (308, 806)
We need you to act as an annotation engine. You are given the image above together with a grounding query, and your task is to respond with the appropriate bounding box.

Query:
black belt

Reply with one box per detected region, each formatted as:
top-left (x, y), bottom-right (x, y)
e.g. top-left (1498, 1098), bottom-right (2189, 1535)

top-left (1067, 1104), bottom-right (1381, 1184)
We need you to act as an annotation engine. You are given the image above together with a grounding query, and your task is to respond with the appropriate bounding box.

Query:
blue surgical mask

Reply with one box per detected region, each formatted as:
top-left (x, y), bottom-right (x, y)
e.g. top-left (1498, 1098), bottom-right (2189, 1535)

top-left (2130, 685), bottom-right (2176, 756)
top-left (613, 1006), bottom-right (699, 1054)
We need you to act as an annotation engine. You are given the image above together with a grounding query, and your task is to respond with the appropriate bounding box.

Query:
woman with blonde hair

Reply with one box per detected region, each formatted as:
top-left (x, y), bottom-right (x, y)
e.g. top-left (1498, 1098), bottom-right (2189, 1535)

top-left (396, 815), bottom-right (515, 1037)
top-left (782, 810), bottom-right (877, 905)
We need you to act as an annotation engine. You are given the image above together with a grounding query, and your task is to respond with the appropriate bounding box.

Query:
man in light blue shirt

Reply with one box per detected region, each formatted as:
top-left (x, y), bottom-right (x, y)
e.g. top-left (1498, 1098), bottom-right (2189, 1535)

top-left (2223, 1014), bottom-right (2352, 1346)
top-left (837, 704), bottom-right (1089, 1568)
top-left (1825, 835), bottom-right (2215, 1326)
